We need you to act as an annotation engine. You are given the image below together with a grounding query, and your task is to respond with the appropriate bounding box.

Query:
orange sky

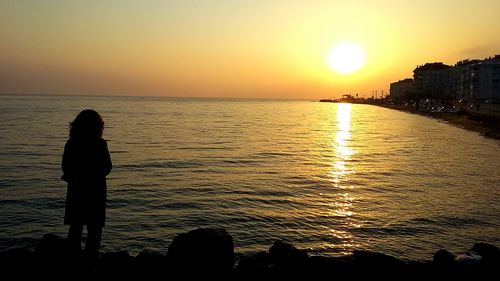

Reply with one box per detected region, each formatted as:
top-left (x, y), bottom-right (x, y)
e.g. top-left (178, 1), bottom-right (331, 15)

top-left (1, 0), bottom-right (499, 99)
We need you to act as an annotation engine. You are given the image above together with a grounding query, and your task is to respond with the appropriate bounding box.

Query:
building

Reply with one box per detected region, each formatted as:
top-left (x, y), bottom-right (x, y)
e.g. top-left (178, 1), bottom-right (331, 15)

top-left (449, 59), bottom-right (479, 101)
top-left (469, 56), bottom-right (500, 101)
top-left (413, 62), bottom-right (452, 100)
top-left (390, 55), bottom-right (500, 105)
top-left (389, 78), bottom-right (414, 100)
top-left (450, 56), bottom-right (500, 102)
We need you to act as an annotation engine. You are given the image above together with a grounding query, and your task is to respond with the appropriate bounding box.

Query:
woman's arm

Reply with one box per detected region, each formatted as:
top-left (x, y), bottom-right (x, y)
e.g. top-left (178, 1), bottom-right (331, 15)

top-left (61, 140), bottom-right (73, 182)
top-left (102, 140), bottom-right (112, 176)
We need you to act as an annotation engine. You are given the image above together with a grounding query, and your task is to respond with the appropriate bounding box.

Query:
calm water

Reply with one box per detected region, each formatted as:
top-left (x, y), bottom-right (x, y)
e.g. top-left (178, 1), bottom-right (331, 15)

top-left (1, 95), bottom-right (499, 260)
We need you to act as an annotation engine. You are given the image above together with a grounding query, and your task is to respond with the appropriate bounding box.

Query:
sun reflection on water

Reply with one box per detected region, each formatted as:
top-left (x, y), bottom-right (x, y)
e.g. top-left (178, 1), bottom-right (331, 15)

top-left (326, 103), bottom-right (360, 254)
top-left (330, 103), bottom-right (354, 186)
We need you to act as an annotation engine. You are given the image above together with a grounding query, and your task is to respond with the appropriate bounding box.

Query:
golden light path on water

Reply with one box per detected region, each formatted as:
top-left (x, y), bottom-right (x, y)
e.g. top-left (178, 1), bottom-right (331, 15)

top-left (326, 103), bottom-right (360, 254)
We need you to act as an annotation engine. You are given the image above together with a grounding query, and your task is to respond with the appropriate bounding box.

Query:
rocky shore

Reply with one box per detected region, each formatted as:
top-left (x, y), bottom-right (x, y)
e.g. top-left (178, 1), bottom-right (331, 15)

top-left (1, 228), bottom-right (499, 280)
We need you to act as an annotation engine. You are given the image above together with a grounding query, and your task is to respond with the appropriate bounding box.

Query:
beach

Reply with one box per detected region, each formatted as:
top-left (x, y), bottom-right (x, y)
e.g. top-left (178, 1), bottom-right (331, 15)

top-left (376, 104), bottom-right (500, 140)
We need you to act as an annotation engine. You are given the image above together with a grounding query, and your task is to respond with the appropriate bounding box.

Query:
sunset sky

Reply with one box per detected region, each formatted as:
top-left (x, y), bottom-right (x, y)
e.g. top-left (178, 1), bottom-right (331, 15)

top-left (1, 0), bottom-right (500, 99)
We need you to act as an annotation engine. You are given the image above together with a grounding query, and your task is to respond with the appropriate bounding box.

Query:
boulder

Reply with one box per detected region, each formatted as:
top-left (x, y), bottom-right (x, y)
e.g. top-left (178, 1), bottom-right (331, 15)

top-left (167, 228), bottom-right (234, 278)
top-left (97, 251), bottom-right (136, 277)
top-left (135, 251), bottom-right (168, 277)
top-left (431, 249), bottom-right (462, 278)
top-left (34, 233), bottom-right (72, 258)
top-left (33, 233), bottom-right (80, 276)
top-left (353, 250), bottom-right (407, 267)
top-left (433, 249), bottom-right (456, 266)
top-left (235, 252), bottom-right (271, 280)
top-left (306, 255), bottom-right (354, 278)
top-left (268, 240), bottom-right (308, 265)
top-left (470, 242), bottom-right (500, 276)
top-left (1, 248), bottom-right (35, 279)
top-left (470, 242), bottom-right (500, 263)
top-left (267, 240), bottom-right (309, 279)
top-left (455, 252), bottom-right (482, 265)
top-left (352, 250), bottom-right (407, 278)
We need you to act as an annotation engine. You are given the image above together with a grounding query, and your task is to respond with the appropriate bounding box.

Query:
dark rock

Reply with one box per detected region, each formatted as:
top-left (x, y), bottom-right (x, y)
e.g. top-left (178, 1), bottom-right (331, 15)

top-left (97, 251), bottom-right (136, 277)
top-left (0, 248), bottom-right (34, 264)
top-left (235, 252), bottom-right (271, 280)
top-left (306, 255), bottom-right (354, 278)
top-left (266, 241), bottom-right (309, 279)
top-left (470, 242), bottom-right (500, 262)
top-left (407, 260), bottom-right (433, 278)
top-left (433, 249), bottom-right (456, 266)
top-left (470, 242), bottom-right (500, 276)
top-left (431, 249), bottom-right (462, 279)
top-left (135, 251), bottom-right (168, 277)
top-left (136, 250), bottom-right (167, 265)
top-left (353, 250), bottom-right (407, 267)
top-left (352, 250), bottom-right (407, 277)
top-left (2, 231), bottom-right (497, 279)
top-left (167, 228), bottom-right (234, 279)
top-left (1, 248), bottom-right (35, 279)
top-left (455, 251), bottom-right (482, 265)
top-left (34, 233), bottom-right (72, 258)
top-left (33, 233), bottom-right (80, 276)
top-left (268, 240), bottom-right (308, 265)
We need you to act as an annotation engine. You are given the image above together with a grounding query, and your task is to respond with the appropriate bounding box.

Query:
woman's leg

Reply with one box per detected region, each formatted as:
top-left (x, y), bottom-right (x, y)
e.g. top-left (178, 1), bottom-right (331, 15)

top-left (67, 224), bottom-right (84, 250)
top-left (85, 224), bottom-right (103, 259)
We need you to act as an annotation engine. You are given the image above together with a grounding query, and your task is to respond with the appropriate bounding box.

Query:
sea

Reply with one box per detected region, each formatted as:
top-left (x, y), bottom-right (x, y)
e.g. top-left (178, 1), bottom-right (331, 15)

top-left (0, 95), bottom-right (499, 261)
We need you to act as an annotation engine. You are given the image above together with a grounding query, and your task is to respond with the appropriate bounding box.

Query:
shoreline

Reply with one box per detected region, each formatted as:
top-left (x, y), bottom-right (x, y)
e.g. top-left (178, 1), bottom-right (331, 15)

top-left (1, 229), bottom-right (499, 279)
top-left (374, 104), bottom-right (500, 140)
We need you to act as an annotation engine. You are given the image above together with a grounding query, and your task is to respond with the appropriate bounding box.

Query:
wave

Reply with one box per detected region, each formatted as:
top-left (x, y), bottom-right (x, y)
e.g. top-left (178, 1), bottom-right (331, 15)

top-left (408, 216), bottom-right (491, 228)
top-left (352, 225), bottom-right (435, 236)
top-left (116, 160), bottom-right (206, 170)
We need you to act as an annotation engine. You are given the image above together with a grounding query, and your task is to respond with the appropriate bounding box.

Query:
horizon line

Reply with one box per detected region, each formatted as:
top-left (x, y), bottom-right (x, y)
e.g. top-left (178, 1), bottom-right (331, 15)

top-left (0, 92), bottom-right (316, 101)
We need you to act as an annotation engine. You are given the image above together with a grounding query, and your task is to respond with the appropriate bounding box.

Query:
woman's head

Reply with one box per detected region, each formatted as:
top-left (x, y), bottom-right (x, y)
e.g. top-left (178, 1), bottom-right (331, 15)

top-left (69, 109), bottom-right (104, 139)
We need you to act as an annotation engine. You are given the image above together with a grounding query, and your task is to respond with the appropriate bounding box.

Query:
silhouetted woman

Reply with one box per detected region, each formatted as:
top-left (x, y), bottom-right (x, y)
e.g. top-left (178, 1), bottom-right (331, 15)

top-left (62, 109), bottom-right (112, 260)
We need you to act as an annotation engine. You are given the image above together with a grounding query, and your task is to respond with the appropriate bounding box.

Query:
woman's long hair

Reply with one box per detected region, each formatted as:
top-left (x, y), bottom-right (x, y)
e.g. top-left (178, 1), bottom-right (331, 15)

top-left (69, 109), bottom-right (104, 139)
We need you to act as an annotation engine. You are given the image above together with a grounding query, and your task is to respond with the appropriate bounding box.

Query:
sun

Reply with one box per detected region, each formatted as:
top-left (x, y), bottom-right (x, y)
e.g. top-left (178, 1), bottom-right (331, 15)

top-left (327, 42), bottom-right (366, 75)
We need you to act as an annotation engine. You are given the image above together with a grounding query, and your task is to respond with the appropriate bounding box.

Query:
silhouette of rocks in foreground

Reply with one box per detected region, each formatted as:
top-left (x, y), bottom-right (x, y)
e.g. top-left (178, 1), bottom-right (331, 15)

top-left (167, 228), bottom-right (234, 279)
top-left (1, 228), bottom-right (499, 280)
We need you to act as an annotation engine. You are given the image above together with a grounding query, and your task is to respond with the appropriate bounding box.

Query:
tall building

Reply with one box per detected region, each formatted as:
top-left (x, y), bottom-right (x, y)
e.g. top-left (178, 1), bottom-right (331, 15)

top-left (413, 62), bottom-right (452, 100)
top-left (449, 59), bottom-right (479, 101)
top-left (451, 56), bottom-right (500, 102)
top-left (470, 56), bottom-right (500, 101)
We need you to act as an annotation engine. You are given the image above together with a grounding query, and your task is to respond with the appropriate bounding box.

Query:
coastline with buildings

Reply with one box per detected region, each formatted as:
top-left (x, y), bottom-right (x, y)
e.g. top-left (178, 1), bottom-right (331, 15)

top-left (320, 54), bottom-right (500, 140)
top-left (387, 54), bottom-right (500, 139)
top-left (388, 55), bottom-right (500, 118)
